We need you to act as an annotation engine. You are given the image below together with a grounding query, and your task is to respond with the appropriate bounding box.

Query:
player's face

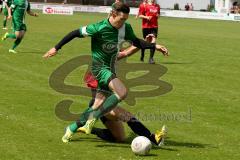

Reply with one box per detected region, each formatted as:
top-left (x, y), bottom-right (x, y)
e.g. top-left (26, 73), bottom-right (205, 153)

top-left (114, 12), bottom-right (129, 28)
top-left (148, 0), bottom-right (154, 3)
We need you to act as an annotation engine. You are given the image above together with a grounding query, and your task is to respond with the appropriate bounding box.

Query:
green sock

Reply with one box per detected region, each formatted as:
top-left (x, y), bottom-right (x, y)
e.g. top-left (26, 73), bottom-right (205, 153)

top-left (69, 122), bottom-right (78, 133)
top-left (79, 107), bottom-right (94, 124)
top-left (69, 107), bottom-right (94, 133)
top-left (6, 33), bottom-right (16, 39)
top-left (3, 19), bottom-right (7, 28)
top-left (12, 38), bottom-right (22, 50)
top-left (93, 94), bottom-right (120, 119)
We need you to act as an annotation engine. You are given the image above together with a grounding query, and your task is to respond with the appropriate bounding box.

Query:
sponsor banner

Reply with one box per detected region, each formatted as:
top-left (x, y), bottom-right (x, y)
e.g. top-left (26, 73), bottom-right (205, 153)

top-left (31, 3), bottom-right (44, 10)
top-left (160, 10), bottom-right (232, 21)
top-left (233, 15), bottom-right (240, 21)
top-left (229, 14), bottom-right (240, 21)
top-left (30, 3), bottom-right (240, 21)
top-left (73, 6), bottom-right (109, 13)
top-left (43, 6), bottom-right (73, 15)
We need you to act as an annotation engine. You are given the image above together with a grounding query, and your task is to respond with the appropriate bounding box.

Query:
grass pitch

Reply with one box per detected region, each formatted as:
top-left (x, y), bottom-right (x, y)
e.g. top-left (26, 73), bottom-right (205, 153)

top-left (0, 11), bottom-right (240, 160)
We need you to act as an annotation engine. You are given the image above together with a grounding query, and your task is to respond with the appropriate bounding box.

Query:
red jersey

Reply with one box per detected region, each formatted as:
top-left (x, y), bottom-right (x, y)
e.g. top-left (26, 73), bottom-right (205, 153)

top-left (139, 3), bottom-right (160, 29)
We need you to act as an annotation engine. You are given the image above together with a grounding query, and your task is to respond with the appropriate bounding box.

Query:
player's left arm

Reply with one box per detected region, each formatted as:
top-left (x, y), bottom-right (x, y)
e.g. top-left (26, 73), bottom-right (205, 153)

top-left (125, 23), bottom-right (169, 56)
top-left (26, 2), bottom-right (38, 17)
top-left (117, 46), bottom-right (139, 60)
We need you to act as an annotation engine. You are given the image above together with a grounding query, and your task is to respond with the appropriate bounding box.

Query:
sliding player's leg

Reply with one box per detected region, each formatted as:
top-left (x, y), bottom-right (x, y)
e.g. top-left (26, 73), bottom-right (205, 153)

top-left (111, 107), bottom-right (167, 146)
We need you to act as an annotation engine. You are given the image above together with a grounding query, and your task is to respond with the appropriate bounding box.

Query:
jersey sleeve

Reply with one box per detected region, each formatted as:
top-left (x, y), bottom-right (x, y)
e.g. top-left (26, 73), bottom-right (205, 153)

top-left (10, 0), bottom-right (16, 9)
top-left (138, 4), bottom-right (145, 15)
top-left (79, 23), bottom-right (99, 38)
top-left (125, 23), bottom-right (137, 41)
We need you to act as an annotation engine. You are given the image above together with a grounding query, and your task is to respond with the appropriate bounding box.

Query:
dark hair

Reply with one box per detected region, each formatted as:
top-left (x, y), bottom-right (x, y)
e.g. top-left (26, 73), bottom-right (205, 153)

top-left (112, 2), bottom-right (130, 14)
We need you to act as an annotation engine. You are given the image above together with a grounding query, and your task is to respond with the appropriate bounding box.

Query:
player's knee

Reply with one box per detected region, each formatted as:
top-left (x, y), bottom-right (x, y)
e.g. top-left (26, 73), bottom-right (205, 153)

top-left (16, 34), bottom-right (22, 39)
top-left (116, 88), bottom-right (128, 100)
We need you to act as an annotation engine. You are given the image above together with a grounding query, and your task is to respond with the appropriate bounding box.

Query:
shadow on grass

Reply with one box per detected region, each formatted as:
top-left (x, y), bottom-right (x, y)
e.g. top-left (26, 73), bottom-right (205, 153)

top-left (161, 61), bottom-right (193, 65)
top-left (71, 133), bottom-right (211, 151)
top-left (95, 144), bottom-right (158, 157)
top-left (18, 51), bottom-right (44, 54)
top-left (152, 146), bottom-right (178, 151)
top-left (71, 137), bottom-right (104, 143)
top-left (165, 139), bottom-right (214, 149)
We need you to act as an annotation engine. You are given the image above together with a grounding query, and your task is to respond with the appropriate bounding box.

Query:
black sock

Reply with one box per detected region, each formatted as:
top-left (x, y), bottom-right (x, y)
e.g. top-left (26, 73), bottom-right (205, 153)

top-left (91, 128), bottom-right (116, 142)
top-left (150, 48), bottom-right (155, 59)
top-left (127, 117), bottom-right (157, 144)
top-left (141, 49), bottom-right (145, 60)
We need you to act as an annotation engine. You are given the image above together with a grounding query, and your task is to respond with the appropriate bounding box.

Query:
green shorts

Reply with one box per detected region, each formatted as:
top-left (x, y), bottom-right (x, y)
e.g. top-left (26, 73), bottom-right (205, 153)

top-left (3, 8), bottom-right (8, 16)
top-left (93, 68), bottom-right (116, 93)
top-left (12, 18), bottom-right (26, 31)
top-left (12, 8), bottom-right (27, 31)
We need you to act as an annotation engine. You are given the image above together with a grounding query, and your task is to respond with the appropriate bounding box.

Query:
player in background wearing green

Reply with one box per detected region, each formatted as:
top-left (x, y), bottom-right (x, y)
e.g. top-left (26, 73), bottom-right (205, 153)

top-left (1, 0), bottom-right (38, 53)
top-left (43, 2), bottom-right (168, 143)
top-left (2, 0), bottom-right (12, 30)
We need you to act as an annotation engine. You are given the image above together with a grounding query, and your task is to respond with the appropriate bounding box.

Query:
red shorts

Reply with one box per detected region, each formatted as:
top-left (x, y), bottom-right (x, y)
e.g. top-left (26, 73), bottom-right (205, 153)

top-left (84, 71), bottom-right (98, 89)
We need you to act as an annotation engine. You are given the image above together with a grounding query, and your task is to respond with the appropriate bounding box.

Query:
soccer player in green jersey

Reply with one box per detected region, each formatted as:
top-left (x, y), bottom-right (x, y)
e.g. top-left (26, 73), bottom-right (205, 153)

top-left (76, 71), bottom-right (167, 146)
top-left (43, 2), bottom-right (168, 143)
top-left (1, 0), bottom-right (38, 53)
top-left (2, 0), bottom-right (12, 30)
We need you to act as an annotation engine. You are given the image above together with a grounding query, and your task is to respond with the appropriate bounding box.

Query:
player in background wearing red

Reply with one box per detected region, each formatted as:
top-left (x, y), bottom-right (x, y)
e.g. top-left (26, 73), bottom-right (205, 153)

top-left (138, 0), bottom-right (160, 64)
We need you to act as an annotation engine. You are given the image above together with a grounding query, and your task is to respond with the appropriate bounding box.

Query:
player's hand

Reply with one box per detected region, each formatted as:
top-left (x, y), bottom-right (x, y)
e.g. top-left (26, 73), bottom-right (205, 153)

top-left (147, 16), bottom-right (152, 21)
top-left (118, 50), bottom-right (128, 59)
top-left (145, 34), bottom-right (155, 42)
top-left (7, 15), bottom-right (12, 20)
top-left (156, 44), bottom-right (169, 56)
top-left (43, 48), bottom-right (57, 59)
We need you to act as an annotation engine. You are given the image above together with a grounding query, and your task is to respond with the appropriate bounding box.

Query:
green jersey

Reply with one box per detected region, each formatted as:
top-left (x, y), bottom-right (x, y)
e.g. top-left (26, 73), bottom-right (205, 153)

top-left (11, 0), bottom-right (30, 22)
top-left (11, 0), bottom-right (30, 31)
top-left (79, 19), bottom-right (136, 74)
top-left (79, 19), bottom-right (137, 91)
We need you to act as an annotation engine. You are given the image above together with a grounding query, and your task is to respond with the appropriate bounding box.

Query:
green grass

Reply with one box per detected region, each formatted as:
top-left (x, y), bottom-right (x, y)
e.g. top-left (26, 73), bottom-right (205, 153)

top-left (0, 11), bottom-right (240, 160)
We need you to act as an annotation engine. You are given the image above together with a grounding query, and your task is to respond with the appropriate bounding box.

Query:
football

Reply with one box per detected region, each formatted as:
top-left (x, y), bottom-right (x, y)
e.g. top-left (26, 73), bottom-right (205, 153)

top-left (131, 136), bottom-right (152, 155)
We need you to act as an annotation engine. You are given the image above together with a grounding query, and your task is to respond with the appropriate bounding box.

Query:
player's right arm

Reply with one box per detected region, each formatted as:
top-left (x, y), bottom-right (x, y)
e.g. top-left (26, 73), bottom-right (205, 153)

top-left (43, 24), bottom-right (98, 58)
